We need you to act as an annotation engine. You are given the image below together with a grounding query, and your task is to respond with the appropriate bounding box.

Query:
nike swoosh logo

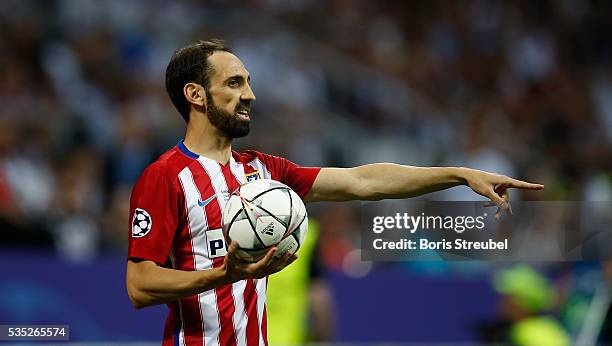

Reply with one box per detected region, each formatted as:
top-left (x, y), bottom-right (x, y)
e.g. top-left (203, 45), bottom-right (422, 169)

top-left (198, 194), bottom-right (217, 207)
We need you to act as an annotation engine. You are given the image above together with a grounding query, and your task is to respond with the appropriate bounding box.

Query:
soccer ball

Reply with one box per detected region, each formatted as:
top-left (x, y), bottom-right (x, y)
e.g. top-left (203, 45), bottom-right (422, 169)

top-left (222, 179), bottom-right (308, 262)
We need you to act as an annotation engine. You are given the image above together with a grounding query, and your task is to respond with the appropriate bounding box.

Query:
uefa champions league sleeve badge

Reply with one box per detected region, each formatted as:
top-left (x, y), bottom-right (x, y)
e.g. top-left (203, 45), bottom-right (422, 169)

top-left (132, 208), bottom-right (153, 238)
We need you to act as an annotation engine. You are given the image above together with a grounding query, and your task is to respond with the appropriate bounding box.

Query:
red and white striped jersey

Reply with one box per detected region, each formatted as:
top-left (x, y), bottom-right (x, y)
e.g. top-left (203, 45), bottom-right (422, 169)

top-left (128, 141), bottom-right (320, 346)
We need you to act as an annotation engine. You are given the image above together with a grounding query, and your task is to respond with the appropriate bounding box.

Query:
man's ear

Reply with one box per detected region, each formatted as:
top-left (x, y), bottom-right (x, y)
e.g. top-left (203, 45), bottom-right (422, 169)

top-left (183, 82), bottom-right (206, 112)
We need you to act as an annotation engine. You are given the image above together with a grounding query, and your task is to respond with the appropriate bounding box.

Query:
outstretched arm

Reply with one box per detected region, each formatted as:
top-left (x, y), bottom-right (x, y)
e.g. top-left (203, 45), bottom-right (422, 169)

top-left (304, 164), bottom-right (543, 216)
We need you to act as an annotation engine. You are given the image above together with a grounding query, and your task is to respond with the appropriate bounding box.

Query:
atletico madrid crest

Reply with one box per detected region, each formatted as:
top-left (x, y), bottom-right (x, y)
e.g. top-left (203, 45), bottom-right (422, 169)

top-left (245, 171), bottom-right (261, 182)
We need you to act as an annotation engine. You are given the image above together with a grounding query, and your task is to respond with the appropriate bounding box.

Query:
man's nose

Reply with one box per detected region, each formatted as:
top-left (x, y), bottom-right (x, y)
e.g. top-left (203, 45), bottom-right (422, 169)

top-left (242, 84), bottom-right (256, 101)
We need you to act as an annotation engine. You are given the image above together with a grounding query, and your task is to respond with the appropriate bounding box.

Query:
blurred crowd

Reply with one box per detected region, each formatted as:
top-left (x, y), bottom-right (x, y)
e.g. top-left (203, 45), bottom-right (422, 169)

top-left (278, 0), bottom-right (612, 199)
top-left (1, 0), bottom-right (611, 260)
top-left (1, 0), bottom-right (611, 343)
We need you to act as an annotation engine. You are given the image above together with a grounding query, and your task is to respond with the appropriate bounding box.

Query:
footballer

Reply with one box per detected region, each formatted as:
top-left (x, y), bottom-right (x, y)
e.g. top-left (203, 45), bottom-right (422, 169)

top-left (126, 39), bottom-right (543, 346)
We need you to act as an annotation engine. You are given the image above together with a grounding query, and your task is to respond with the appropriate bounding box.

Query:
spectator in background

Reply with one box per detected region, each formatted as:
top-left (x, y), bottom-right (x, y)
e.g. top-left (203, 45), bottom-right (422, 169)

top-left (266, 220), bottom-right (336, 344)
top-left (480, 265), bottom-right (570, 346)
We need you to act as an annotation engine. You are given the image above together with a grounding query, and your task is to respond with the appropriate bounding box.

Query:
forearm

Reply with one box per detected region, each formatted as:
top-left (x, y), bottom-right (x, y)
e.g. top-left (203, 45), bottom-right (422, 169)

top-left (353, 164), bottom-right (467, 200)
top-left (126, 260), bottom-right (230, 308)
top-left (307, 162), bottom-right (542, 205)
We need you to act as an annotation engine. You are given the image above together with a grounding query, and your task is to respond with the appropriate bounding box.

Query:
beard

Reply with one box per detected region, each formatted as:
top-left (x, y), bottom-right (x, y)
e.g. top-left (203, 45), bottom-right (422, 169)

top-left (206, 96), bottom-right (250, 138)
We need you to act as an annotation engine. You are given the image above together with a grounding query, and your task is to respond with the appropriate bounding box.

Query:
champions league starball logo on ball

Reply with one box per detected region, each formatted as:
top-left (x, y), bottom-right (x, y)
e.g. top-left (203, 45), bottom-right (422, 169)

top-left (132, 208), bottom-right (152, 238)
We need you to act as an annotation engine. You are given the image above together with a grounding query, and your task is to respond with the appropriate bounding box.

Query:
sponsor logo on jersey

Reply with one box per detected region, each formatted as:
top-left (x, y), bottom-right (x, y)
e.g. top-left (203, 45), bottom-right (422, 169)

top-left (197, 194), bottom-right (217, 207)
top-left (206, 228), bottom-right (227, 258)
top-left (245, 171), bottom-right (261, 182)
top-left (132, 208), bottom-right (152, 237)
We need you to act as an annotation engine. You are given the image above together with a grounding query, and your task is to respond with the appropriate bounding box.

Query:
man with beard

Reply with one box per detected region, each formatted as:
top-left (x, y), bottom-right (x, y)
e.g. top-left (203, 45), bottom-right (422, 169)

top-left (126, 39), bottom-right (544, 346)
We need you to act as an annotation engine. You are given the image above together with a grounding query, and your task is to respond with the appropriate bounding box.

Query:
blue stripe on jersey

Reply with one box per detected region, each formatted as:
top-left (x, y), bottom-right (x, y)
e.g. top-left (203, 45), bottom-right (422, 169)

top-left (174, 315), bottom-right (181, 346)
top-left (174, 302), bottom-right (183, 346)
top-left (177, 140), bottom-right (199, 159)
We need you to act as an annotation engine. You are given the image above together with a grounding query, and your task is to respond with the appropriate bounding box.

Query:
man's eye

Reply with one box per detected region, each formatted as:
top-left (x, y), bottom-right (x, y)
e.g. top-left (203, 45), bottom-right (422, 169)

top-left (229, 80), bottom-right (239, 87)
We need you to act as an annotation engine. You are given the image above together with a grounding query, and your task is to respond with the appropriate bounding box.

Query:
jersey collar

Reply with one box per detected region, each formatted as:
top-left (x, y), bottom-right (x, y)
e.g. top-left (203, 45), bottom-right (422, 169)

top-left (177, 140), bottom-right (199, 159)
top-left (177, 140), bottom-right (237, 168)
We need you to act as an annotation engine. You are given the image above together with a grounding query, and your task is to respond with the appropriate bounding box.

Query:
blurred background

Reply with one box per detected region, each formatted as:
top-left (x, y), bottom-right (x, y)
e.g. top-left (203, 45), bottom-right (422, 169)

top-left (1, 0), bottom-right (611, 344)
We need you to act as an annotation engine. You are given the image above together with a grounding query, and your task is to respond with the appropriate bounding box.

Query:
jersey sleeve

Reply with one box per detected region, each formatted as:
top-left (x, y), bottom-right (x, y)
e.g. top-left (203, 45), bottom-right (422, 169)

top-left (128, 164), bottom-right (181, 265)
top-left (252, 151), bottom-right (321, 199)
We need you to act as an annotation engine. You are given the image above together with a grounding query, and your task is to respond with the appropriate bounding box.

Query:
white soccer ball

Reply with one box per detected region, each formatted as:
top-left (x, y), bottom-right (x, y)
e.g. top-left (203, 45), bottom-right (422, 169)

top-left (222, 179), bottom-right (308, 262)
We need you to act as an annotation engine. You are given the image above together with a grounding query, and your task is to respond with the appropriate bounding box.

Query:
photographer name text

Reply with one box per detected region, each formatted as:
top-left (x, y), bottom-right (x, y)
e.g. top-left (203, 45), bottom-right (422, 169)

top-left (373, 238), bottom-right (508, 250)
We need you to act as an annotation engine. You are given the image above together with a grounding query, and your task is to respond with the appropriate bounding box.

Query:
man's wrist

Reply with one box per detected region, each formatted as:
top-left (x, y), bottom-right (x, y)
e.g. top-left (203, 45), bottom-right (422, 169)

top-left (200, 266), bottom-right (234, 290)
top-left (449, 167), bottom-right (470, 186)
top-left (217, 266), bottom-right (236, 286)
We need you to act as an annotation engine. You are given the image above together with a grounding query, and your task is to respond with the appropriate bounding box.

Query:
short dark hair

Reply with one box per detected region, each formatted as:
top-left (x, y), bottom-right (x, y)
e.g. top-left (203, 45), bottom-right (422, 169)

top-left (165, 39), bottom-right (232, 122)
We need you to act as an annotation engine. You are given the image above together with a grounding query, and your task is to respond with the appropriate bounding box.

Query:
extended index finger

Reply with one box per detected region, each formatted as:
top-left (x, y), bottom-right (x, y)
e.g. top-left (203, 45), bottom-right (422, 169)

top-left (506, 178), bottom-right (544, 190)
